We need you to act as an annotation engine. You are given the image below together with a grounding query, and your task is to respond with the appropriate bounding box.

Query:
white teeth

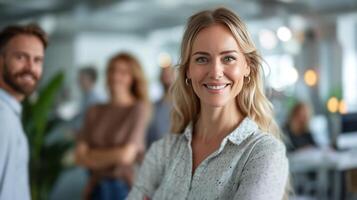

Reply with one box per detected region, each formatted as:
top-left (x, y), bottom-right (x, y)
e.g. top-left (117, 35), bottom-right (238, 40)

top-left (20, 75), bottom-right (35, 83)
top-left (24, 75), bottom-right (33, 80)
top-left (206, 85), bottom-right (226, 90)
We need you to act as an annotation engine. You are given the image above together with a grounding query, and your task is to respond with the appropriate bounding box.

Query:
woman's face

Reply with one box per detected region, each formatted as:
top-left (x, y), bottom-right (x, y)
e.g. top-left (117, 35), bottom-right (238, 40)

top-left (187, 24), bottom-right (250, 108)
top-left (295, 106), bottom-right (310, 125)
top-left (108, 60), bottom-right (133, 94)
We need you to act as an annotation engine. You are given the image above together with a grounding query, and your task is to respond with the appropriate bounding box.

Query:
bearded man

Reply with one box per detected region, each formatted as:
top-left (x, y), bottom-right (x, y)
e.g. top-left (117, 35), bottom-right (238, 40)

top-left (0, 24), bottom-right (48, 200)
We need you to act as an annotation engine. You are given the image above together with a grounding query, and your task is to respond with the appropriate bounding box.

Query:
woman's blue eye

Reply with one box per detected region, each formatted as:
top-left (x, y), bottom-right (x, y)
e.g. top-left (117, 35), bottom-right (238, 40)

top-left (195, 57), bottom-right (208, 64)
top-left (223, 56), bottom-right (236, 62)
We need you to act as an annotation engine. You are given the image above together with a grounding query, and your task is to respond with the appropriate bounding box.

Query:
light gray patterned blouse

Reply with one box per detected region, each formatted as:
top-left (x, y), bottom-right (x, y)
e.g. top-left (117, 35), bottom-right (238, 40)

top-left (127, 117), bottom-right (289, 200)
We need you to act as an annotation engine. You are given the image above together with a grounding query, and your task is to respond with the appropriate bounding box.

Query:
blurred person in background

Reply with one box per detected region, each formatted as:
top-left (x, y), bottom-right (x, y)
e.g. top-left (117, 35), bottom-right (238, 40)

top-left (146, 66), bottom-right (175, 148)
top-left (74, 52), bottom-right (151, 200)
top-left (128, 7), bottom-right (288, 200)
top-left (0, 24), bottom-right (48, 200)
top-left (72, 66), bottom-right (106, 132)
top-left (284, 102), bottom-right (317, 152)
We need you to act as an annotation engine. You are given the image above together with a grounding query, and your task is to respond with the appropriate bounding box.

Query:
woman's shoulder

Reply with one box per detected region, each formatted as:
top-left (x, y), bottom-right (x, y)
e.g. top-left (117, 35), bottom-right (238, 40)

top-left (85, 103), bottom-right (106, 115)
top-left (248, 131), bottom-right (287, 160)
top-left (88, 103), bottom-right (110, 110)
top-left (257, 133), bottom-right (285, 150)
top-left (148, 133), bottom-right (184, 157)
top-left (134, 100), bottom-right (150, 108)
top-left (131, 100), bottom-right (151, 114)
top-left (152, 132), bottom-right (182, 148)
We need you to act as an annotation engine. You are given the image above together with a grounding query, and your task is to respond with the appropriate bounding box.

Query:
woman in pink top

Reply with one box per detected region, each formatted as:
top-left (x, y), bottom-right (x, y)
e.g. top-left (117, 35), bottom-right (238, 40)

top-left (75, 52), bottom-right (151, 200)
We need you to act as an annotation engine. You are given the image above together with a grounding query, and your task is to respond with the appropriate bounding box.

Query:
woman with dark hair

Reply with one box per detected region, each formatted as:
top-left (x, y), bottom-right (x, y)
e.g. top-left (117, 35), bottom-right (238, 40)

top-left (284, 102), bottom-right (316, 152)
top-left (75, 52), bottom-right (151, 200)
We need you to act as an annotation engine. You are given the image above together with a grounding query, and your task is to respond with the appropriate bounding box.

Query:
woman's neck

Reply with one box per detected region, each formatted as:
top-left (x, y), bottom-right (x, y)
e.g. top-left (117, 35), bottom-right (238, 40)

top-left (110, 91), bottom-right (136, 107)
top-left (194, 101), bottom-right (244, 142)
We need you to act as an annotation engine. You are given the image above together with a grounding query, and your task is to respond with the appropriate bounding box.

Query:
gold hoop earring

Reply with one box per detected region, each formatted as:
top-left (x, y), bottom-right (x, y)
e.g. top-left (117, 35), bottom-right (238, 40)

top-left (185, 78), bottom-right (191, 86)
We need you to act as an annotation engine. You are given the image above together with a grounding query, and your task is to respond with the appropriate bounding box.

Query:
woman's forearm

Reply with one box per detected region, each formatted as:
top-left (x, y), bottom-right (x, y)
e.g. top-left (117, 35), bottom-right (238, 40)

top-left (88, 143), bottom-right (138, 166)
top-left (75, 142), bottom-right (138, 170)
top-left (75, 142), bottom-right (105, 170)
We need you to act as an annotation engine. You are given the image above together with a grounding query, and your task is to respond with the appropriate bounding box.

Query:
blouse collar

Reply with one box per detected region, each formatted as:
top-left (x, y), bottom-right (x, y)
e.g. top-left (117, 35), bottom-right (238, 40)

top-left (183, 117), bottom-right (259, 145)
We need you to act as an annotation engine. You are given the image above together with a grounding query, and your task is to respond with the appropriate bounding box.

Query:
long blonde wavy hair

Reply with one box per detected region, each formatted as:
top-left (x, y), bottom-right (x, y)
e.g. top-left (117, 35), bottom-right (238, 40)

top-left (171, 7), bottom-right (280, 138)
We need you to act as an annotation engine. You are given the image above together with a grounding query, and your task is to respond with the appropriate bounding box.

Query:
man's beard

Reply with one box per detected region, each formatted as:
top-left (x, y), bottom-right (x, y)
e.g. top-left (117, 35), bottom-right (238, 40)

top-left (3, 62), bottom-right (39, 96)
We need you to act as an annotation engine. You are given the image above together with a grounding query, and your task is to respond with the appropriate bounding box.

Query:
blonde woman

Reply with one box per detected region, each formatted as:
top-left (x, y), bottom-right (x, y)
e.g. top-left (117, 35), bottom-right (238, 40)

top-left (128, 7), bottom-right (288, 200)
top-left (75, 53), bottom-right (150, 200)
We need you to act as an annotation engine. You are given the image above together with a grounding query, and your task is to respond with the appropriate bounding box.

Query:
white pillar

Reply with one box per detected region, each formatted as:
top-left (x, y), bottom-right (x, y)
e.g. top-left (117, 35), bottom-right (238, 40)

top-left (338, 14), bottom-right (357, 112)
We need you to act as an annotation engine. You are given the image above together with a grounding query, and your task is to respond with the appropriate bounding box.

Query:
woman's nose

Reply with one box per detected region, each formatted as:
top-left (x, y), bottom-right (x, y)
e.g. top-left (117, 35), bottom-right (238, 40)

top-left (208, 59), bottom-right (224, 80)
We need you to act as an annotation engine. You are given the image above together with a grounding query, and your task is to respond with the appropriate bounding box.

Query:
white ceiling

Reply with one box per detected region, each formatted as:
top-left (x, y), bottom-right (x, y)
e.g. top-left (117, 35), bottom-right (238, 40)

top-left (1, 0), bottom-right (357, 35)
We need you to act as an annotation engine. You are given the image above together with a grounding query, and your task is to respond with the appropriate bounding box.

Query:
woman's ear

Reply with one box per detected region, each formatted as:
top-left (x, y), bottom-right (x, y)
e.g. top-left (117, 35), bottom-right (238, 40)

top-left (244, 54), bottom-right (251, 75)
top-left (244, 63), bottom-right (250, 77)
top-left (243, 55), bottom-right (250, 77)
top-left (186, 69), bottom-right (191, 79)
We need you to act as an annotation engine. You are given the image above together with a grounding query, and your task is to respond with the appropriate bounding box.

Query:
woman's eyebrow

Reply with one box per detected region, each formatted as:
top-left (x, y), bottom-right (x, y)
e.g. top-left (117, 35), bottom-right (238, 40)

top-left (220, 50), bottom-right (238, 55)
top-left (192, 51), bottom-right (210, 56)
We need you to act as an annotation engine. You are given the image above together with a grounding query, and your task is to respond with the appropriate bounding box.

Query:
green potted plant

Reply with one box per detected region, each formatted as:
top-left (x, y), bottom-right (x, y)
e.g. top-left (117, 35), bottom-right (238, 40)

top-left (22, 72), bottom-right (72, 200)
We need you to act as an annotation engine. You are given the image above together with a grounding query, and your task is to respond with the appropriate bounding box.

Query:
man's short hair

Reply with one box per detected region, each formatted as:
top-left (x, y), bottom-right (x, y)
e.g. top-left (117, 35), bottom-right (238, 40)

top-left (79, 67), bottom-right (97, 82)
top-left (0, 23), bottom-right (48, 53)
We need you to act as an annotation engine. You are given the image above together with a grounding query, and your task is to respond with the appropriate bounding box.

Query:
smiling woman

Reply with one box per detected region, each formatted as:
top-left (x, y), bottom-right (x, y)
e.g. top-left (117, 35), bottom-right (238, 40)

top-left (128, 7), bottom-right (289, 200)
top-left (187, 24), bottom-right (250, 108)
top-left (75, 52), bottom-right (151, 200)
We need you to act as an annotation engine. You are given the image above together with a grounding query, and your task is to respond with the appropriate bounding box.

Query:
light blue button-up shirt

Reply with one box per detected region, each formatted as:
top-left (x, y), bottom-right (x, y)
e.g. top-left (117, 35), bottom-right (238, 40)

top-left (0, 88), bottom-right (30, 200)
